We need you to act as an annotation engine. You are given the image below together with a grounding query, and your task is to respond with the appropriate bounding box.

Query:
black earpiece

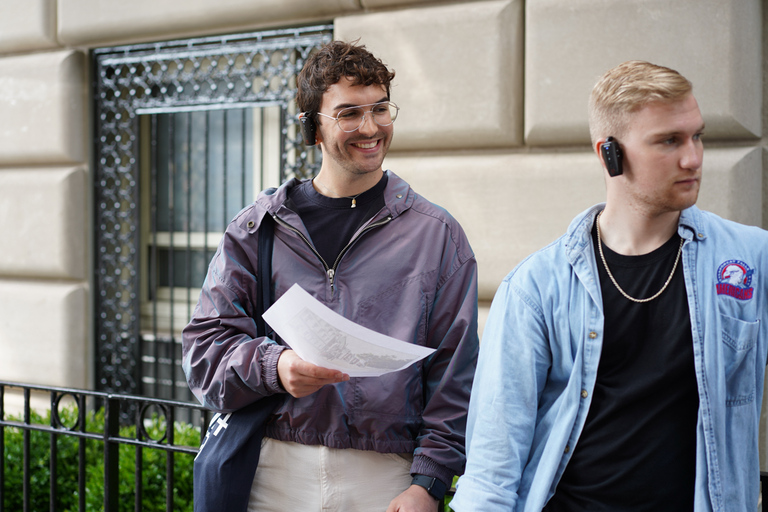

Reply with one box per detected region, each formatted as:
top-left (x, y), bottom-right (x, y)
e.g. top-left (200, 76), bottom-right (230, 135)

top-left (600, 136), bottom-right (623, 177)
top-left (299, 112), bottom-right (318, 146)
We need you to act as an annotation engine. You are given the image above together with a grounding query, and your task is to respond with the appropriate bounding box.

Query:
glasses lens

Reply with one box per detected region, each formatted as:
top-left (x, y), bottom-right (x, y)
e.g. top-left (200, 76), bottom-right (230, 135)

top-left (372, 102), bottom-right (397, 125)
top-left (337, 107), bottom-right (365, 132)
top-left (336, 103), bottom-right (399, 132)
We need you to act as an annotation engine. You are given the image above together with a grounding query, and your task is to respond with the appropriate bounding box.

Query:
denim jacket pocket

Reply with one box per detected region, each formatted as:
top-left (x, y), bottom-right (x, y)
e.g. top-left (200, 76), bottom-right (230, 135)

top-left (720, 314), bottom-right (759, 406)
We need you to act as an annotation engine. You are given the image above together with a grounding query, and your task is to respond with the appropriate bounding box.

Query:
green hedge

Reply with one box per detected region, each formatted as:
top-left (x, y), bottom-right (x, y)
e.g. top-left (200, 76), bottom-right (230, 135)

top-left (442, 476), bottom-right (458, 512)
top-left (2, 405), bottom-right (199, 512)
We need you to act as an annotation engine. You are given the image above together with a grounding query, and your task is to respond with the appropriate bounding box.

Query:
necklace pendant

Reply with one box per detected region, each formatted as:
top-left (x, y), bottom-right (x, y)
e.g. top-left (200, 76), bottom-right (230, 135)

top-left (351, 198), bottom-right (357, 208)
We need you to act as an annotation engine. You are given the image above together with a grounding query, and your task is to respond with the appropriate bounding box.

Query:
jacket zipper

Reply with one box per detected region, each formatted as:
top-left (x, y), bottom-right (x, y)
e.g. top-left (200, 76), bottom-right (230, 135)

top-left (271, 213), bottom-right (393, 291)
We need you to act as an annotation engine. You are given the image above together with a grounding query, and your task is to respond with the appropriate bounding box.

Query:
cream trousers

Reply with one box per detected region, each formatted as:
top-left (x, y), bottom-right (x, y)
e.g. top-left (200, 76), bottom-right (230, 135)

top-left (248, 437), bottom-right (413, 511)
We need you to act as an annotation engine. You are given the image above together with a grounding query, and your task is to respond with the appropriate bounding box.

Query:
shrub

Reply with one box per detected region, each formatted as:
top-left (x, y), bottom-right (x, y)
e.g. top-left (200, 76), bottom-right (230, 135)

top-left (2, 405), bottom-right (199, 512)
top-left (442, 475), bottom-right (459, 512)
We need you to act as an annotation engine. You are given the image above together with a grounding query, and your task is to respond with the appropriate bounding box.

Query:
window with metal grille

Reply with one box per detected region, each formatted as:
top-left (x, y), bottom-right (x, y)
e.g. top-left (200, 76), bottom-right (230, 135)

top-left (138, 106), bottom-right (282, 401)
top-left (92, 26), bottom-right (331, 402)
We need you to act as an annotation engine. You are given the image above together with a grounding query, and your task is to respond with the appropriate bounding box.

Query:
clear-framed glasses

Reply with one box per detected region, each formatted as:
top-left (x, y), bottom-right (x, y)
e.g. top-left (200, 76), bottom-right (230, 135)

top-left (315, 101), bottom-right (399, 133)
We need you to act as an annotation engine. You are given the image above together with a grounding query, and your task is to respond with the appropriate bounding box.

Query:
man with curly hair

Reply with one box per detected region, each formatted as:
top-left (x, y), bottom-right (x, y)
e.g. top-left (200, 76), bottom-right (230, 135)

top-left (183, 41), bottom-right (479, 511)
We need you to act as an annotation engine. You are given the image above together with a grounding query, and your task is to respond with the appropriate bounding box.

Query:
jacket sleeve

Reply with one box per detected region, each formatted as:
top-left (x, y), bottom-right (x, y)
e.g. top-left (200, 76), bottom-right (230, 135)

top-left (411, 251), bottom-right (480, 488)
top-left (450, 277), bottom-right (551, 511)
top-left (181, 222), bottom-right (287, 413)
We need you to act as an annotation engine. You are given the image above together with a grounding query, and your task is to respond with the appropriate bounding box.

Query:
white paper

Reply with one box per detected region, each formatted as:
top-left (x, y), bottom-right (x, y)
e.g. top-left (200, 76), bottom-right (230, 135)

top-left (262, 283), bottom-right (435, 377)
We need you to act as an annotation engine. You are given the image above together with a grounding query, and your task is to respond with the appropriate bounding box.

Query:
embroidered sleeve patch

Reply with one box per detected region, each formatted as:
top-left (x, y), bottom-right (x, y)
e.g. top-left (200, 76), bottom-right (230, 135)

top-left (716, 260), bottom-right (754, 300)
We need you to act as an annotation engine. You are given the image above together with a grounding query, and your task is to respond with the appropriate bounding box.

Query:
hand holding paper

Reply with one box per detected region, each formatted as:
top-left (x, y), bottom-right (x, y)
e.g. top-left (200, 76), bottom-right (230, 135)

top-left (263, 284), bottom-right (435, 377)
top-left (276, 349), bottom-right (349, 398)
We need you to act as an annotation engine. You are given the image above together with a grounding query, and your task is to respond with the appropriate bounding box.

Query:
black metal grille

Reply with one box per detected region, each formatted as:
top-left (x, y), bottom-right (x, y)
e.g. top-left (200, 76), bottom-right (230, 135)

top-left (140, 107), bottom-right (268, 404)
top-left (92, 26), bottom-right (332, 400)
top-left (0, 381), bottom-right (208, 512)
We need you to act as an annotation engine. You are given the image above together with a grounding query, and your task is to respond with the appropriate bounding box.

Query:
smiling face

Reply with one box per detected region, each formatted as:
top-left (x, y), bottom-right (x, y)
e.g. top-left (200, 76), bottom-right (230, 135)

top-left (604, 93), bottom-right (705, 217)
top-left (315, 77), bottom-right (393, 182)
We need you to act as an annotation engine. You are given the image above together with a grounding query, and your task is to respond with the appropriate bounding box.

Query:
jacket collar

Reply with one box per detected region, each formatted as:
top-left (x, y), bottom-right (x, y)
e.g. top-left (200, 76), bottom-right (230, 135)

top-left (678, 205), bottom-right (705, 242)
top-left (380, 170), bottom-right (414, 218)
top-left (563, 203), bottom-right (603, 265)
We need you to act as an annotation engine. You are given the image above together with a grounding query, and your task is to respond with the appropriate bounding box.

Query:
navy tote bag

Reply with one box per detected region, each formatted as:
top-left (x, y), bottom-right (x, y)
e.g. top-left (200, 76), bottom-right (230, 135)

top-left (193, 213), bottom-right (282, 512)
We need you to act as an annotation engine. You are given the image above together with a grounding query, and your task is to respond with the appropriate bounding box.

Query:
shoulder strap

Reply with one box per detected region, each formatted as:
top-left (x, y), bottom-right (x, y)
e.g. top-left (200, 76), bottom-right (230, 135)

top-left (193, 210), bottom-right (280, 512)
top-left (255, 213), bottom-right (274, 338)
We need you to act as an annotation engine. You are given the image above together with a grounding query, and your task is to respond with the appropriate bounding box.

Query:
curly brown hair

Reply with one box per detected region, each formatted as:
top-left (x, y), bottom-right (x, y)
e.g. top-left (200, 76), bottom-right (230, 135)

top-left (296, 41), bottom-right (395, 115)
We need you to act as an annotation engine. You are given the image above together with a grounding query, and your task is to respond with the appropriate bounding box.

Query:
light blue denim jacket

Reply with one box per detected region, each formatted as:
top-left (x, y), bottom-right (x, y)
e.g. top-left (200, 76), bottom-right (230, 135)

top-left (451, 204), bottom-right (768, 512)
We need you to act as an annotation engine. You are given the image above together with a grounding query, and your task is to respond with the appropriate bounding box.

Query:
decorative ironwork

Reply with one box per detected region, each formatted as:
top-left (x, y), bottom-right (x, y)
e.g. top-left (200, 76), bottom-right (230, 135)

top-left (92, 26), bottom-right (332, 396)
top-left (0, 380), bottom-right (208, 512)
top-left (0, 381), bottom-right (467, 512)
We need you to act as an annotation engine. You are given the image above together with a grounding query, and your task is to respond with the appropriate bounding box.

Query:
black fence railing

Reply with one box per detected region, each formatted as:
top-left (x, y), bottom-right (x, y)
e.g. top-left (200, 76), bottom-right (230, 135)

top-left (0, 381), bottom-right (210, 512)
top-left (2, 380), bottom-right (767, 512)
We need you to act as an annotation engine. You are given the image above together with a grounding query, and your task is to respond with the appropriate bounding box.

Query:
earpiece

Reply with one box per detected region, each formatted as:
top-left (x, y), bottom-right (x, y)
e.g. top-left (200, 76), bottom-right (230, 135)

top-left (298, 112), bottom-right (318, 146)
top-left (600, 136), bottom-right (623, 177)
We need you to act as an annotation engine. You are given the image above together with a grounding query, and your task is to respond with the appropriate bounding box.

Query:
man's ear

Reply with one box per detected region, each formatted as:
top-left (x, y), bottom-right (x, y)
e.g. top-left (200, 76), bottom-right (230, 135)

top-left (313, 116), bottom-right (324, 145)
top-left (593, 138), bottom-right (608, 171)
top-left (596, 137), bottom-right (624, 177)
top-left (298, 112), bottom-right (320, 146)
top-left (594, 138), bottom-right (606, 158)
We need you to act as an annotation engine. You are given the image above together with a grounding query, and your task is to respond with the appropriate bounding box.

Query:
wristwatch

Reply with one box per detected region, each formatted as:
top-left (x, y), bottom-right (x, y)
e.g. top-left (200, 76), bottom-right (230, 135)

top-left (411, 474), bottom-right (448, 500)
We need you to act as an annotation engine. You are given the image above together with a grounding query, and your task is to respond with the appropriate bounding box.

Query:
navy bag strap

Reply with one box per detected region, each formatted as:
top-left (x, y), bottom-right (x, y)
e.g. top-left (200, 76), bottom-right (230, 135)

top-left (255, 213), bottom-right (274, 338)
top-left (193, 210), bottom-right (283, 512)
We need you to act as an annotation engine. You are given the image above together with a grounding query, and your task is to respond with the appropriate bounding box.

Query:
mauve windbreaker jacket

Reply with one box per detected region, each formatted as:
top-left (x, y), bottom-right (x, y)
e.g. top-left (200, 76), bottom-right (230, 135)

top-left (181, 171), bottom-right (479, 484)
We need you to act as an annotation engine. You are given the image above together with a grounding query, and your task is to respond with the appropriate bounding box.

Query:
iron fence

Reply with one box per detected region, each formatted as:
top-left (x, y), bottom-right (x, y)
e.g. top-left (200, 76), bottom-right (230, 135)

top-left (4, 379), bottom-right (767, 511)
top-left (0, 381), bottom-right (209, 512)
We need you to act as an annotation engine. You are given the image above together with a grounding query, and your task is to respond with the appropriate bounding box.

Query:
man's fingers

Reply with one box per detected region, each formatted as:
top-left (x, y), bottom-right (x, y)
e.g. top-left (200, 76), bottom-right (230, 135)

top-left (277, 350), bottom-right (349, 397)
top-left (295, 358), bottom-right (347, 380)
top-left (283, 350), bottom-right (347, 380)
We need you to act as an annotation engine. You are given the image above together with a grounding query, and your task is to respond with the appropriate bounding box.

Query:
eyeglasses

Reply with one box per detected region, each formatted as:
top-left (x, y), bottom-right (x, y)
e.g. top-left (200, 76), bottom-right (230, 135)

top-left (314, 101), bottom-right (399, 133)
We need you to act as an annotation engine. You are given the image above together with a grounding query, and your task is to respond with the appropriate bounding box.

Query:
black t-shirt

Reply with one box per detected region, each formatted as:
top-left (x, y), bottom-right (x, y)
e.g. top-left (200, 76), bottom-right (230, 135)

top-left (284, 174), bottom-right (387, 267)
top-left (544, 220), bottom-right (698, 512)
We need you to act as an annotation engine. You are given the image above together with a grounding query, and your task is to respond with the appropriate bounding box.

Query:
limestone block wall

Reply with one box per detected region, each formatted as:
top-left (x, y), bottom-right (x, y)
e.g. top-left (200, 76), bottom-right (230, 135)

top-left (1, 0), bottom-right (767, 467)
top-left (0, 1), bottom-right (58, 52)
top-left (0, 48), bottom-right (89, 387)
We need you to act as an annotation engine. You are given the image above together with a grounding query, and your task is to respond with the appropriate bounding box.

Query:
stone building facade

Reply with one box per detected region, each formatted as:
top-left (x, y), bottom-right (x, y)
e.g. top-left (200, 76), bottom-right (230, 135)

top-left (0, 0), bottom-right (766, 463)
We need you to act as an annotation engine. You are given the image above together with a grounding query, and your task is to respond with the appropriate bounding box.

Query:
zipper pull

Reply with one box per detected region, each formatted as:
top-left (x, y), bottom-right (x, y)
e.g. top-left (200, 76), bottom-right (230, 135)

top-left (327, 268), bottom-right (335, 287)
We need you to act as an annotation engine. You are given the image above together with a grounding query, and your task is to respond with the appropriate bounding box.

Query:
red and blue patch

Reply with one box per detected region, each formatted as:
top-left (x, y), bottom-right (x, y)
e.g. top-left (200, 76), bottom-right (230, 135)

top-left (716, 259), bottom-right (754, 300)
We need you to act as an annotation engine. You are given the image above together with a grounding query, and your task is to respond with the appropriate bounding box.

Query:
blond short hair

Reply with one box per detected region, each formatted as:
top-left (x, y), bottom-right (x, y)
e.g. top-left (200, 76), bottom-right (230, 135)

top-left (588, 60), bottom-right (693, 145)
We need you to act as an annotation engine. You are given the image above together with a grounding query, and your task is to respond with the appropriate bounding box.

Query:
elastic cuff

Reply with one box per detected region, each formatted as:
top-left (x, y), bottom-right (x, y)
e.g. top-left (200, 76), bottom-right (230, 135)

top-left (262, 342), bottom-right (288, 394)
top-left (409, 454), bottom-right (455, 492)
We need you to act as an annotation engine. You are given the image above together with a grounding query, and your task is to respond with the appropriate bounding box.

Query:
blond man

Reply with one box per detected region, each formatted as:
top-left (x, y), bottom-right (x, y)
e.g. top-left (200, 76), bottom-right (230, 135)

top-left (451, 61), bottom-right (768, 511)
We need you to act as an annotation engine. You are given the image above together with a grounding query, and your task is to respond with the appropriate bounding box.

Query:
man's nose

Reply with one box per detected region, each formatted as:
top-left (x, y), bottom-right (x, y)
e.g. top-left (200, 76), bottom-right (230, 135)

top-left (357, 112), bottom-right (378, 135)
top-left (681, 138), bottom-right (703, 171)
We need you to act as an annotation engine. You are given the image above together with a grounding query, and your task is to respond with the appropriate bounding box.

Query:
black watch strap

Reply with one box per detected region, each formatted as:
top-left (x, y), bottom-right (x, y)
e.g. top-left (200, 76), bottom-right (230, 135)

top-left (411, 474), bottom-right (448, 500)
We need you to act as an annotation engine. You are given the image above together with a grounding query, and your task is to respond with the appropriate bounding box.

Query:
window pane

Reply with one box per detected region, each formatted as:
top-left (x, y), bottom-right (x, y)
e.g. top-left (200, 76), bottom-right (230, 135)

top-left (141, 105), bottom-right (280, 337)
top-left (153, 248), bottom-right (211, 290)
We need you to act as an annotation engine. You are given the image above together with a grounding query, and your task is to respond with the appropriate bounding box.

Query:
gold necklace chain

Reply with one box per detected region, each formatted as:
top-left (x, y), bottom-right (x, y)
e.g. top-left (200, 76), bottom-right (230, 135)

top-left (595, 211), bottom-right (684, 303)
top-left (313, 178), bottom-right (363, 208)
